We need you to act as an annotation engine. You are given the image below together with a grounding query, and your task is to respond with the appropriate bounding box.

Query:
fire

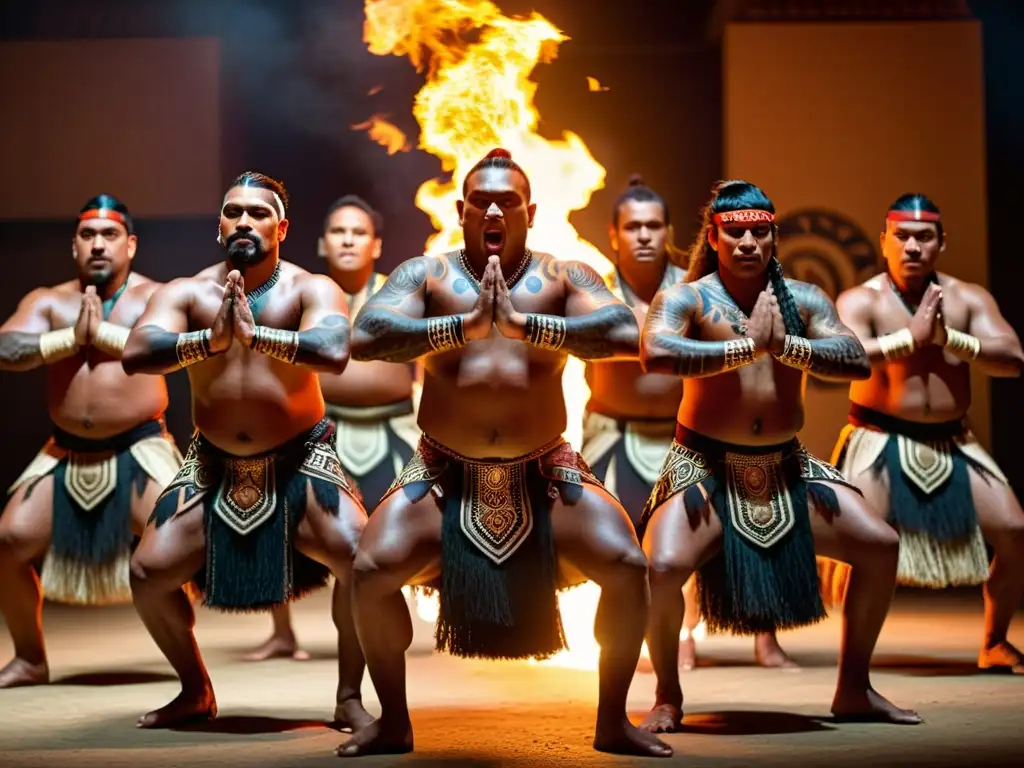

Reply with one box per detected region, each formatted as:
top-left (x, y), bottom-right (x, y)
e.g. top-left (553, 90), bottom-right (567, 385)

top-left (362, 0), bottom-right (616, 668)
top-left (351, 114), bottom-right (411, 155)
top-left (586, 76), bottom-right (609, 92)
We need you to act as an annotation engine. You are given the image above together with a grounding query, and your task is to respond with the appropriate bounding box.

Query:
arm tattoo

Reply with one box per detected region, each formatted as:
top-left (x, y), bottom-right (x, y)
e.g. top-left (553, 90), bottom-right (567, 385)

top-left (694, 280), bottom-right (748, 335)
top-left (351, 257), bottom-right (439, 363)
top-left (353, 310), bottom-right (451, 363)
top-left (643, 286), bottom-right (756, 378)
top-left (785, 282), bottom-right (870, 380)
top-left (525, 304), bottom-right (635, 360)
top-left (294, 314), bottom-right (349, 369)
top-left (122, 324), bottom-right (217, 375)
top-left (365, 258), bottom-right (429, 308)
top-left (0, 332), bottom-right (45, 371)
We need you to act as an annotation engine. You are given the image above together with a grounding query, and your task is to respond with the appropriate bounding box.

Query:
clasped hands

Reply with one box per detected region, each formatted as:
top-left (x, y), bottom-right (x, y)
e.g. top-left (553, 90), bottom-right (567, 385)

top-left (462, 255), bottom-right (527, 342)
top-left (208, 270), bottom-right (257, 354)
top-left (743, 285), bottom-right (789, 357)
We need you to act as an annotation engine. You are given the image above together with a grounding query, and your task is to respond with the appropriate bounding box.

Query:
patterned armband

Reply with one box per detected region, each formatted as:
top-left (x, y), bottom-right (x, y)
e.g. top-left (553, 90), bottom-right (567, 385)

top-left (722, 337), bottom-right (756, 370)
top-left (945, 329), bottom-right (980, 360)
top-left (175, 329), bottom-right (212, 367)
top-left (251, 326), bottom-right (300, 363)
top-left (93, 321), bottom-right (130, 355)
top-left (39, 327), bottom-right (79, 362)
top-left (877, 328), bottom-right (915, 360)
top-left (427, 315), bottom-right (466, 352)
top-left (524, 314), bottom-right (567, 351)
top-left (777, 334), bottom-right (813, 369)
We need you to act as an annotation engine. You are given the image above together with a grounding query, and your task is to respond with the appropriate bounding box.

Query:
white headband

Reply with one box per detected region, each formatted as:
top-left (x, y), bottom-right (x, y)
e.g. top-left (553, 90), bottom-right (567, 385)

top-left (223, 187), bottom-right (286, 219)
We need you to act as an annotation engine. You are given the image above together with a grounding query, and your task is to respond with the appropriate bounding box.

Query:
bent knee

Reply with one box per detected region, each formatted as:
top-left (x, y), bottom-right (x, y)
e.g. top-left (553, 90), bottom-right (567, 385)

top-left (351, 546), bottom-right (404, 594)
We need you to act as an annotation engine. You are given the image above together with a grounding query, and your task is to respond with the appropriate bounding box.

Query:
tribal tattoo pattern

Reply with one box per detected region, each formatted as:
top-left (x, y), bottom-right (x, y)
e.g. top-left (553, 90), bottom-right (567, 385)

top-left (352, 257), bottom-right (440, 363)
top-left (788, 281), bottom-right (870, 380)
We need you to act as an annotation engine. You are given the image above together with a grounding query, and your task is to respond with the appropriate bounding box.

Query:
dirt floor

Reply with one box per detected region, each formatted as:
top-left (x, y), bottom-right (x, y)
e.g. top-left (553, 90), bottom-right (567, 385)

top-left (0, 588), bottom-right (1021, 767)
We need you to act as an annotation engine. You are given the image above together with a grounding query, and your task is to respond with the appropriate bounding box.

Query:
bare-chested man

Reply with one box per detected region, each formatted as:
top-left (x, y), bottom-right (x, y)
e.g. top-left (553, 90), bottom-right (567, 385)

top-left (638, 180), bottom-right (921, 734)
top-left (334, 148), bottom-right (671, 758)
top-left (584, 175), bottom-right (797, 671)
top-left (248, 195), bottom-right (419, 663)
top-left (0, 194), bottom-right (181, 689)
top-left (122, 172), bottom-right (371, 729)
top-left (832, 193), bottom-right (1024, 673)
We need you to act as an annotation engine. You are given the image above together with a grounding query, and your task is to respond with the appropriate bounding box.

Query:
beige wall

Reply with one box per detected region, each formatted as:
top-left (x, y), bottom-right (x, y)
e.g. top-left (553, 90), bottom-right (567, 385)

top-left (723, 20), bottom-right (989, 458)
top-left (0, 39), bottom-right (221, 220)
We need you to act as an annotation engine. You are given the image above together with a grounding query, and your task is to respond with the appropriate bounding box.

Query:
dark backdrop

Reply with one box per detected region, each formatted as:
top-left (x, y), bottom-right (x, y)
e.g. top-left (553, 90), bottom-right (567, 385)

top-left (0, 1), bottom-right (1018, 505)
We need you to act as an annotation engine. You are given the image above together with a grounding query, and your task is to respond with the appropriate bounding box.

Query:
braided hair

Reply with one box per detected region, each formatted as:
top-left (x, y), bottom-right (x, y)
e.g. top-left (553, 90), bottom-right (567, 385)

top-left (686, 179), bottom-right (806, 336)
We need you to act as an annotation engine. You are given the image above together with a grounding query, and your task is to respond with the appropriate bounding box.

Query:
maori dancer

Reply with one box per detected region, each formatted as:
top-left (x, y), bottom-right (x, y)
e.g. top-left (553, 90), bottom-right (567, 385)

top-left (833, 193), bottom-right (1024, 673)
top-left (639, 180), bottom-right (920, 733)
top-left (247, 195), bottom-right (419, 662)
top-left (336, 149), bottom-right (671, 758)
top-left (583, 175), bottom-right (796, 670)
top-left (0, 194), bottom-right (180, 688)
top-left (122, 172), bottom-right (371, 728)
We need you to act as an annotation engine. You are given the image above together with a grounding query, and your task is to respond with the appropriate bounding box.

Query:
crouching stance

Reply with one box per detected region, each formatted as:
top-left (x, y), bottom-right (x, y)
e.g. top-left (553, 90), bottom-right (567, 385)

top-left (638, 180), bottom-right (921, 733)
top-left (122, 173), bottom-right (371, 729)
top-left (336, 149), bottom-right (671, 758)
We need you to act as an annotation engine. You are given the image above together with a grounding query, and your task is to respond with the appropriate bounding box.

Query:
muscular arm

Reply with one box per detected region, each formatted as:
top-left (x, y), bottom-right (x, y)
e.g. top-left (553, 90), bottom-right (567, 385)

top-left (835, 287), bottom-right (887, 363)
top-left (0, 289), bottom-right (60, 372)
top-left (789, 282), bottom-right (871, 381)
top-left (282, 275), bottom-right (350, 373)
top-left (351, 258), bottom-right (439, 363)
top-left (640, 284), bottom-right (754, 378)
top-left (524, 261), bottom-right (638, 360)
top-left (122, 280), bottom-right (200, 375)
top-left (960, 284), bottom-right (1024, 377)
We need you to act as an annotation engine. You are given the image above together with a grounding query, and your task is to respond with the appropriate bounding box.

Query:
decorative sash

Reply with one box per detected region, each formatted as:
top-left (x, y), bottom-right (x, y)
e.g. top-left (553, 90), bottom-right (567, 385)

top-left (723, 450), bottom-right (796, 549)
top-left (460, 462), bottom-right (534, 565)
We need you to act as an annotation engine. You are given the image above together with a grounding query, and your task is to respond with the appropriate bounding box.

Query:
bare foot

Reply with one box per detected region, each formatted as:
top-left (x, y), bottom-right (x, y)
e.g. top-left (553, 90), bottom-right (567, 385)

top-left (679, 635), bottom-right (697, 671)
top-left (594, 715), bottom-right (673, 757)
top-left (137, 688), bottom-right (217, 728)
top-left (831, 687), bottom-right (922, 724)
top-left (0, 657), bottom-right (49, 688)
top-left (754, 633), bottom-right (799, 670)
top-left (332, 698), bottom-right (376, 732)
top-left (978, 641), bottom-right (1024, 674)
top-left (242, 634), bottom-right (310, 662)
top-left (639, 702), bottom-right (683, 733)
top-left (335, 718), bottom-right (413, 757)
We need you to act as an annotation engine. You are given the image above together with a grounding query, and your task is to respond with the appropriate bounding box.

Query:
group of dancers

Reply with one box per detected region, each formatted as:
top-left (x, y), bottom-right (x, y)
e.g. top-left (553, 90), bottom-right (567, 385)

top-left (0, 148), bottom-right (1021, 759)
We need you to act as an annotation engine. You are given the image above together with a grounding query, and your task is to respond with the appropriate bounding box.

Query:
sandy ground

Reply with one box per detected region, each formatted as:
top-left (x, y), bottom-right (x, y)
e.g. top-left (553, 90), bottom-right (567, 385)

top-left (0, 588), bottom-right (1021, 767)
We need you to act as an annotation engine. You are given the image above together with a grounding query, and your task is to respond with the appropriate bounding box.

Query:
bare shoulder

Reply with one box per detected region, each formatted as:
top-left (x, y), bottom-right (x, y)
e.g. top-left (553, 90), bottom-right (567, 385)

top-left (938, 272), bottom-right (993, 305)
top-left (651, 281), bottom-right (698, 317)
top-left (834, 279), bottom-right (881, 313)
top-left (124, 272), bottom-right (162, 301)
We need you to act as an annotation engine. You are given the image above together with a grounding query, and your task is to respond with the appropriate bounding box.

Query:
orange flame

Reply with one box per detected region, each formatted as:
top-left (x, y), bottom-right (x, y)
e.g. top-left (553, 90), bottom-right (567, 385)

top-left (586, 76), bottom-right (609, 92)
top-left (351, 114), bottom-right (411, 155)
top-left (363, 0), bottom-right (616, 669)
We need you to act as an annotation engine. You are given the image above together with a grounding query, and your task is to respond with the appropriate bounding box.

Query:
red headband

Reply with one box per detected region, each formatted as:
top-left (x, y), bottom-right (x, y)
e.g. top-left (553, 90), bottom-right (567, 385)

top-left (79, 208), bottom-right (128, 226)
top-left (712, 209), bottom-right (775, 226)
top-left (887, 209), bottom-right (941, 223)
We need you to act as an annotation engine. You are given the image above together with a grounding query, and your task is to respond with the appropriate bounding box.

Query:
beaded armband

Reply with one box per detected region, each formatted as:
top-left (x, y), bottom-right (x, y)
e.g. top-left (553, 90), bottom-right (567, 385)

top-left (722, 337), bottom-right (756, 370)
top-left (777, 335), bottom-right (813, 369)
top-left (176, 329), bottom-right (212, 367)
top-left (877, 328), bottom-right (915, 361)
top-left (251, 326), bottom-right (299, 363)
top-left (945, 329), bottom-right (980, 360)
top-left (525, 314), bottom-right (567, 351)
top-left (93, 321), bottom-right (130, 355)
top-left (427, 315), bottom-right (466, 352)
top-left (39, 327), bottom-right (79, 362)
